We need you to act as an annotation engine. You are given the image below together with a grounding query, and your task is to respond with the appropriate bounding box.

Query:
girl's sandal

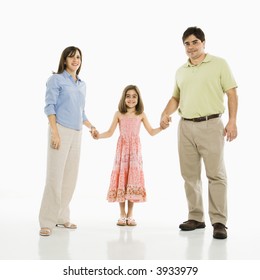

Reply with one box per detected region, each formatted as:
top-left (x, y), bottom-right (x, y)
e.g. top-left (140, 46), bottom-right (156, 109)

top-left (39, 228), bottom-right (52, 236)
top-left (117, 217), bottom-right (127, 226)
top-left (127, 217), bottom-right (137, 226)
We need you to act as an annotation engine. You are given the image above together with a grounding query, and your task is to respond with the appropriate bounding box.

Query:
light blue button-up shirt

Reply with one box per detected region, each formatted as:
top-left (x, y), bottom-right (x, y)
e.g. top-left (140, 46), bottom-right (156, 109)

top-left (44, 70), bottom-right (88, 131)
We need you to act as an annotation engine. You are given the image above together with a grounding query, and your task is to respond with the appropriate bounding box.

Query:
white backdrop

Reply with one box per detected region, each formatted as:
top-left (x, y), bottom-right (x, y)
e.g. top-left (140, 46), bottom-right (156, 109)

top-left (0, 0), bottom-right (259, 275)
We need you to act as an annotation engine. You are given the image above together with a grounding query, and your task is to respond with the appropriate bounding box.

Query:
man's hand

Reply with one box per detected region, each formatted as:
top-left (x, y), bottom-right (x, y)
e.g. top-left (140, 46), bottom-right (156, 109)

top-left (224, 121), bottom-right (237, 141)
top-left (160, 115), bottom-right (171, 129)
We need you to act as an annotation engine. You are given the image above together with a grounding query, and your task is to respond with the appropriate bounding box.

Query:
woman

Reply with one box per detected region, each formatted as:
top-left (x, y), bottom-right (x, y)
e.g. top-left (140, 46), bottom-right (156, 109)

top-left (39, 46), bottom-right (96, 236)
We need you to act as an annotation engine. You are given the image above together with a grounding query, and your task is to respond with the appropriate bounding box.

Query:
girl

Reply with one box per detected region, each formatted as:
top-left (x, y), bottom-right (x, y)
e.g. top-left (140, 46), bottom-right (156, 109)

top-left (39, 46), bottom-right (97, 236)
top-left (94, 85), bottom-right (163, 226)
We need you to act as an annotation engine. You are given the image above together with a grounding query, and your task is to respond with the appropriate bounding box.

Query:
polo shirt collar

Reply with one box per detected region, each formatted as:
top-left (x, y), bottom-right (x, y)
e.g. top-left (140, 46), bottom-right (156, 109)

top-left (185, 53), bottom-right (212, 67)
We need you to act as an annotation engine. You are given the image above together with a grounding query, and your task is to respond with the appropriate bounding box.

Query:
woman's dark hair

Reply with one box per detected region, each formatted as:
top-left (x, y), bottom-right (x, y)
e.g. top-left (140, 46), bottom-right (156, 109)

top-left (55, 46), bottom-right (82, 75)
top-left (182, 26), bottom-right (205, 43)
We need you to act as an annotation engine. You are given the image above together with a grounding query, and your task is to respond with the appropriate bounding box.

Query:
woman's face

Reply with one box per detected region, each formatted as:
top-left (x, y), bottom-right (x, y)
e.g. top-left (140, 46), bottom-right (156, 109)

top-left (65, 50), bottom-right (81, 74)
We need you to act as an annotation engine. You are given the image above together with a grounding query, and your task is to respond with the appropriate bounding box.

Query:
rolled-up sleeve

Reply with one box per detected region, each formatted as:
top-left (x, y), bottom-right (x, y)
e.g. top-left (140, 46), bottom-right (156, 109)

top-left (44, 75), bottom-right (60, 116)
top-left (82, 110), bottom-right (88, 122)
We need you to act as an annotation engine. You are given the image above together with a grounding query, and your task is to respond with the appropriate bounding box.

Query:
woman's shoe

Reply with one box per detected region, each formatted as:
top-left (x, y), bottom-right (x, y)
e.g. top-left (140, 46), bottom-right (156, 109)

top-left (117, 217), bottom-right (127, 226)
top-left (126, 217), bottom-right (137, 226)
top-left (56, 222), bottom-right (77, 229)
top-left (39, 228), bottom-right (52, 236)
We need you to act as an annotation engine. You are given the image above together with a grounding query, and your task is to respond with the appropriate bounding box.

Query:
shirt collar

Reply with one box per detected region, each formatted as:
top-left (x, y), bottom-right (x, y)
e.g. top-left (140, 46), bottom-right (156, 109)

top-left (184, 53), bottom-right (212, 68)
top-left (63, 70), bottom-right (82, 82)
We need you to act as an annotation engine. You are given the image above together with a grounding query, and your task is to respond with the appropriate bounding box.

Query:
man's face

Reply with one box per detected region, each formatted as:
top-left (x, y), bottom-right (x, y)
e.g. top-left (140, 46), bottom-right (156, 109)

top-left (183, 34), bottom-right (205, 61)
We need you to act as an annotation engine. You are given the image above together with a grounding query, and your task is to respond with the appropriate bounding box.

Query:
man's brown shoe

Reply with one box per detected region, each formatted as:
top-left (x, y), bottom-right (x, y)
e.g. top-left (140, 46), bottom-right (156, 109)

top-left (179, 220), bottom-right (206, 231)
top-left (213, 223), bottom-right (227, 239)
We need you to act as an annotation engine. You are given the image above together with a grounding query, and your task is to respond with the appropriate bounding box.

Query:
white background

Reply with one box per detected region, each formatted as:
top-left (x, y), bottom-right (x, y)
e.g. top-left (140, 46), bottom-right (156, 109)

top-left (0, 0), bottom-right (259, 278)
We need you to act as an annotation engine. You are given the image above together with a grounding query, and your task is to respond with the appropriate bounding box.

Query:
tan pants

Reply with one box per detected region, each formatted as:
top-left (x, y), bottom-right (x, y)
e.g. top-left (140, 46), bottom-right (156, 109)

top-left (178, 118), bottom-right (227, 225)
top-left (39, 124), bottom-right (82, 229)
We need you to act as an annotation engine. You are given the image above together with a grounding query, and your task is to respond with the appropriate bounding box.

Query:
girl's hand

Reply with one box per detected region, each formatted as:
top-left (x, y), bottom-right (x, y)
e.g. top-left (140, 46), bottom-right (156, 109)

top-left (160, 115), bottom-right (171, 129)
top-left (90, 128), bottom-right (99, 139)
top-left (93, 130), bottom-right (99, 139)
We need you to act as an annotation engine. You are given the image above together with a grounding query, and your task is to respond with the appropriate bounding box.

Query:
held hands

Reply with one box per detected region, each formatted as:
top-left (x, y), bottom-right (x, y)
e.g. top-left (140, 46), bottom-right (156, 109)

top-left (90, 127), bottom-right (99, 139)
top-left (160, 115), bottom-right (172, 129)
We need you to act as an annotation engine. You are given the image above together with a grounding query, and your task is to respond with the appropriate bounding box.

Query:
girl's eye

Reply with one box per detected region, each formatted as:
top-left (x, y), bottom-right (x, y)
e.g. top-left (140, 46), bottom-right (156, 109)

top-left (126, 94), bottom-right (138, 99)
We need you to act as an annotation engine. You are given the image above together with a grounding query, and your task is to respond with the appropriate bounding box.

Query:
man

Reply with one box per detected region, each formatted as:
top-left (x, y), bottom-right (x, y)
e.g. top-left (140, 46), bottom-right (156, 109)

top-left (160, 26), bottom-right (238, 239)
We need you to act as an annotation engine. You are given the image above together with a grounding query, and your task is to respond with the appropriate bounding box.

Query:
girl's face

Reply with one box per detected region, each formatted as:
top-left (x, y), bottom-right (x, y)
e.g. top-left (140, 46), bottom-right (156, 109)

top-left (125, 89), bottom-right (138, 109)
top-left (65, 50), bottom-right (81, 75)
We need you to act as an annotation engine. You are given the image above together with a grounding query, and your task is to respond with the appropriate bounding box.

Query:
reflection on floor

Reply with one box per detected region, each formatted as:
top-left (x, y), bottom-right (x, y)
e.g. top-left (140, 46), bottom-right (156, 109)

top-left (0, 196), bottom-right (259, 260)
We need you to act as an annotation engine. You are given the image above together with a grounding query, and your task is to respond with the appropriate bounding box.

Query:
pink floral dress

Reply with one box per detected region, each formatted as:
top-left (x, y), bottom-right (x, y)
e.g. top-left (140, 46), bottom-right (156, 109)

top-left (107, 115), bottom-right (146, 202)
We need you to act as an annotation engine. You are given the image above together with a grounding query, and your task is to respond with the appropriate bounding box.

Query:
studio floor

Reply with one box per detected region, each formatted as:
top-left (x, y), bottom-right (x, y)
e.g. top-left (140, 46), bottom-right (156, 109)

top-left (0, 196), bottom-right (259, 261)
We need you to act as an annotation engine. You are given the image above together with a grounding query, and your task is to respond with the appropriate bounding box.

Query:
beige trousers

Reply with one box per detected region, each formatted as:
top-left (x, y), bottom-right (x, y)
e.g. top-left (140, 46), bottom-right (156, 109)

top-left (178, 118), bottom-right (227, 225)
top-left (39, 124), bottom-right (82, 229)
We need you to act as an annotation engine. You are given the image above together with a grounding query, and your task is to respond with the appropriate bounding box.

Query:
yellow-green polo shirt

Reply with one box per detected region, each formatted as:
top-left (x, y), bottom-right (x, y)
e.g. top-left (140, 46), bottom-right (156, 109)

top-left (173, 54), bottom-right (237, 118)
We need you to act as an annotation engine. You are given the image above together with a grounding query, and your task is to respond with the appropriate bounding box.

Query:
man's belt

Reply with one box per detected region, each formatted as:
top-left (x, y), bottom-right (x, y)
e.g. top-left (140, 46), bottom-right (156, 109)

top-left (182, 114), bottom-right (221, 122)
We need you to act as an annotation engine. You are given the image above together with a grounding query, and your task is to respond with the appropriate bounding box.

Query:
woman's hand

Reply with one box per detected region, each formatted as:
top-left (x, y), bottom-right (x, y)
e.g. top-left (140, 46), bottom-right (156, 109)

top-left (51, 131), bottom-right (61, 149)
top-left (90, 127), bottom-right (99, 139)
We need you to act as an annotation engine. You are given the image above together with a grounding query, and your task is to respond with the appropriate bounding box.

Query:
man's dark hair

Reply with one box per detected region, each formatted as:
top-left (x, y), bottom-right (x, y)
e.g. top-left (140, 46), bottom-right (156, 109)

top-left (182, 26), bottom-right (205, 43)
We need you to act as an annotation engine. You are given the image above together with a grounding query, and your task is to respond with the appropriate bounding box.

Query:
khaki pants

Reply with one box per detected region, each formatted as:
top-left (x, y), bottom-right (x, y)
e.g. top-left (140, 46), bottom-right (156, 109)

top-left (178, 118), bottom-right (227, 225)
top-left (39, 124), bottom-right (82, 229)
